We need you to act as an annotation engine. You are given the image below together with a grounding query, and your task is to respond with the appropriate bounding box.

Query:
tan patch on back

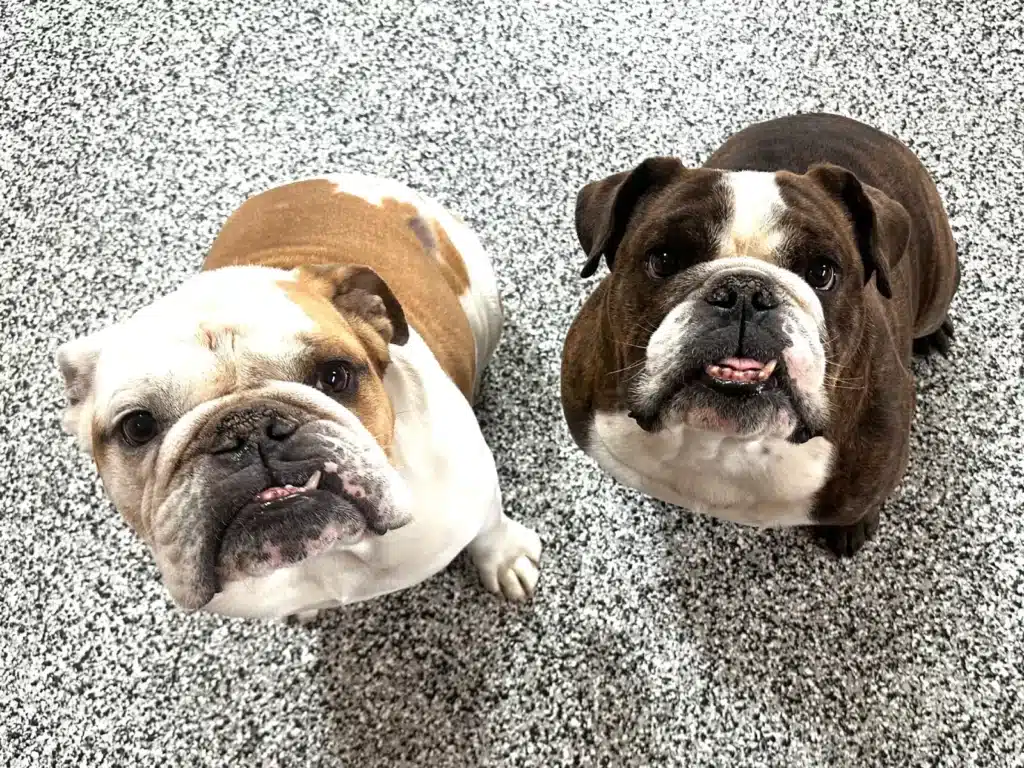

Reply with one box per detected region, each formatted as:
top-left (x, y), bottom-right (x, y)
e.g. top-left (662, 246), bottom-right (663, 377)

top-left (434, 225), bottom-right (471, 295)
top-left (406, 213), bottom-right (470, 295)
top-left (204, 180), bottom-right (477, 400)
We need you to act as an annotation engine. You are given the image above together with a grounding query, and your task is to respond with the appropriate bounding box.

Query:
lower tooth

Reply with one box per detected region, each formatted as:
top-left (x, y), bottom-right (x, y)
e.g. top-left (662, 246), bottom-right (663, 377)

top-left (302, 470), bottom-right (322, 492)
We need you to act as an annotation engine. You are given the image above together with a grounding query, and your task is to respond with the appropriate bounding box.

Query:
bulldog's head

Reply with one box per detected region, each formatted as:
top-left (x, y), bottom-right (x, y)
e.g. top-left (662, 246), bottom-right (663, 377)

top-left (575, 158), bottom-right (910, 440)
top-left (57, 265), bottom-right (414, 611)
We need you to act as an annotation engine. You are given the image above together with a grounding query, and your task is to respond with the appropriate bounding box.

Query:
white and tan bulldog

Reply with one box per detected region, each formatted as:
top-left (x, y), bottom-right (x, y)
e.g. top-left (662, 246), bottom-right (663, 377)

top-left (57, 174), bottom-right (542, 620)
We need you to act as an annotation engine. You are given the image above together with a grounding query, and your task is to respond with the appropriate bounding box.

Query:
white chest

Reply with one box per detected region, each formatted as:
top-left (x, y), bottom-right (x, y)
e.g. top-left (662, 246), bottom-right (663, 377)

top-left (588, 411), bottom-right (835, 527)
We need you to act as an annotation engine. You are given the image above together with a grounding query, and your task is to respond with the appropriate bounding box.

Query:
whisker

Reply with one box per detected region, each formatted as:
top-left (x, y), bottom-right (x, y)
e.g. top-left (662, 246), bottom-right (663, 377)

top-left (606, 359), bottom-right (646, 377)
top-left (599, 334), bottom-right (650, 351)
top-left (624, 366), bottom-right (649, 385)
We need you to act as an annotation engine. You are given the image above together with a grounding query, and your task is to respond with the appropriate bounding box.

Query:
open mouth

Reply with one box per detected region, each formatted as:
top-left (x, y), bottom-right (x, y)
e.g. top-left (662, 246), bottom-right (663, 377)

top-left (215, 468), bottom-right (350, 583)
top-left (253, 470), bottom-right (322, 505)
top-left (700, 357), bottom-right (778, 396)
top-left (212, 454), bottom-right (411, 588)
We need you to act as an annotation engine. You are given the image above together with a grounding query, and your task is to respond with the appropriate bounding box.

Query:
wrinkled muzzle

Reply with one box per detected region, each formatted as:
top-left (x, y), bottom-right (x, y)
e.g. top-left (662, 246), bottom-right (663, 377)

top-left (151, 398), bottom-right (412, 611)
top-left (630, 266), bottom-right (828, 439)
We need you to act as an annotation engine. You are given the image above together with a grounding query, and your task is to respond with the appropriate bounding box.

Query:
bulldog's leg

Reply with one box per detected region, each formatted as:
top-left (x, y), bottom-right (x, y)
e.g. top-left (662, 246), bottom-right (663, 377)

top-left (813, 394), bottom-right (913, 556)
top-left (817, 508), bottom-right (881, 557)
top-left (468, 487), bottom-right (542, 602)
top-left (912, 315), bottom-right (955, 357)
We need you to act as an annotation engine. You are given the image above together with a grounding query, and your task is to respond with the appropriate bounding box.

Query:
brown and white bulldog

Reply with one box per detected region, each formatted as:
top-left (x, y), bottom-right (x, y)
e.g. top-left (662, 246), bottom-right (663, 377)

top-left (57, 174), bottom-right (542, 619)
top-left (562, 114), bottom-right (960, 555)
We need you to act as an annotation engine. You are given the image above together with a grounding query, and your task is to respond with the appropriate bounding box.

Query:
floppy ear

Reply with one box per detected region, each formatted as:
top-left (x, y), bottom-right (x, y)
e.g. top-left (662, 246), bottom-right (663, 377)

top-left (575, 157), bottom-right (683, 278)
top-left (55, 327), bottom-right (116, 448)
top-left (807, 164), bottom-right (910, 300)
top-left (299, 265), bottom-right (409, 346)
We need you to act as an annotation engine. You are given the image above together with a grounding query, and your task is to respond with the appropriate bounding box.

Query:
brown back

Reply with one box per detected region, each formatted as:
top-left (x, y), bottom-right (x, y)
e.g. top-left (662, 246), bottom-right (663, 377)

top-left (203, 179), bottom-right (477, 400)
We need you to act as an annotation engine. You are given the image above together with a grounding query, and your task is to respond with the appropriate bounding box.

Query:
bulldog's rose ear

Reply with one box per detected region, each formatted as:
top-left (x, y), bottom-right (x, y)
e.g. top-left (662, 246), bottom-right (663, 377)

top-left (302, 265), bottom-right (409, 346)
top-left (575, 157), bottom-right (683, 278)
top-left (55, 327), bottom-right (115, 448)
top-left (808, 164), bottom-right (910, 300)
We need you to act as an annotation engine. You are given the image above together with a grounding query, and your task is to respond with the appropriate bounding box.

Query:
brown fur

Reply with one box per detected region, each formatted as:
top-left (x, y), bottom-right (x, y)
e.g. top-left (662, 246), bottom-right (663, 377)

top-left (563, 113), bottom-right (960, 555)
top-left (203, 179), bottom-right (477, 400)
top-left (708, 114), bottom-right (959, 553)
top-left (435, 225), bottom-right (471, 295)
top-left (563, 166), bottom-right (728, 446)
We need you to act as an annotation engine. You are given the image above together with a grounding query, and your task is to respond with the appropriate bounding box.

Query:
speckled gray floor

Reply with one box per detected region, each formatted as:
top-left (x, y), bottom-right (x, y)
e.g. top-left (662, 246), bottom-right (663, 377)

top-left (3, 1), bottom-right (1023, 766)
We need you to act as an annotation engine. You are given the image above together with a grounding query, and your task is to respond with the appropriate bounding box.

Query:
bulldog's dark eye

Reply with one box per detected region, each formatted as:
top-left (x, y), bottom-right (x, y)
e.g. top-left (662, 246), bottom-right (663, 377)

top-left (120, 411), bottom-right (159, 446)
top-left (806, 258), bottom-right (838, 291)
top-left (646, 251), bottom-right (679, 279)
top-left (315, 360), bottom-right (357, 395)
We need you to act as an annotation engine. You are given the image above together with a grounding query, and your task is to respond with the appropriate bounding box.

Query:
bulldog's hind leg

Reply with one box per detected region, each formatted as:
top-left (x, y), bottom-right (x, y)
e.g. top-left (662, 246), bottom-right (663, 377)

top-left (468, 488), bottom-right (542, 602)
top-left (912, 316), bottom-right (955, 357)
top-left (913, 246), bottom-right (959, 358)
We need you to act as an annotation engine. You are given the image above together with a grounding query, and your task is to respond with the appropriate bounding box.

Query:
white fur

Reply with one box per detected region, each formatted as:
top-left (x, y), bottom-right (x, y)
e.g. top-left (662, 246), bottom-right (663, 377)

top-left (97, 268), bottom-right (316, 429)
top-left (589, 411), bottom-right (834, 527)
top-left (58, 266), bottom-right (316, 450)
top-left (206, 327), bottom-right (541, 619)
top-left (718, 171), bottom-right (788, 258)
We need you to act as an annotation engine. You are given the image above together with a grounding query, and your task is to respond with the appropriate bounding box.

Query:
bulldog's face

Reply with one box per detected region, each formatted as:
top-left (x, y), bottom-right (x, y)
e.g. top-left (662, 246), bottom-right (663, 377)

top-left (57, 265), bottom-right (414, 611)
top-left (575, 158), bottom-right (909, 440)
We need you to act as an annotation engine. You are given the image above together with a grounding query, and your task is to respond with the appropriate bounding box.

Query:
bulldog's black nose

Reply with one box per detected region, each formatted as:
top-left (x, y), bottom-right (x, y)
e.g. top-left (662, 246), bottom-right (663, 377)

top-left (208, 405), bottom-right (299, 455)
top-left (704, 272), bottom-right (779, 316)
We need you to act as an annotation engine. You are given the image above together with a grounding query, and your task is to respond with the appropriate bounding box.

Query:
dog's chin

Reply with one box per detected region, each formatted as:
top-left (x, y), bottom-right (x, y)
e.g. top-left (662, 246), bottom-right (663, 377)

top-left (216, 485), bottom-right (367, 583)
top-left (213, 459), bottom-right (414, 584)
top-left (631, 359), bottom-right (803, 439)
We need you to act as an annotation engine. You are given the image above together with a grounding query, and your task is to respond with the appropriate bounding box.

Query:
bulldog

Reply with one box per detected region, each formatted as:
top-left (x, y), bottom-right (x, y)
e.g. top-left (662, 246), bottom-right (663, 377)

top-left (57, 173), bottom-right (542, 619)
top-left (561, 113), bottom-right (960, 555)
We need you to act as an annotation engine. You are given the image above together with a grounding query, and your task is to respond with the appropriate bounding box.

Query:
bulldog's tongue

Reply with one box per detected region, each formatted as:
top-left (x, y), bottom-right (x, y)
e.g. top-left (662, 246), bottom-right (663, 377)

top-left (705, 358), bottom-right (777, 383)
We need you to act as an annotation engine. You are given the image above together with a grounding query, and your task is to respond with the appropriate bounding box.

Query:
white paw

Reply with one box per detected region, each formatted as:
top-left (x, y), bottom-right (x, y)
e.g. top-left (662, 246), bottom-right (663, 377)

top-left (470, 517), bottom-right (542, 602)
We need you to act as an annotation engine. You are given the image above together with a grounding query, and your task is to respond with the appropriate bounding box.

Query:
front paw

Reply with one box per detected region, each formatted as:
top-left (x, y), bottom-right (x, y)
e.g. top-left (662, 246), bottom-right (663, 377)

top-left (817, 510), bottom-right (880, 557)
top-left (470, 517), bottom-right (543, 602)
